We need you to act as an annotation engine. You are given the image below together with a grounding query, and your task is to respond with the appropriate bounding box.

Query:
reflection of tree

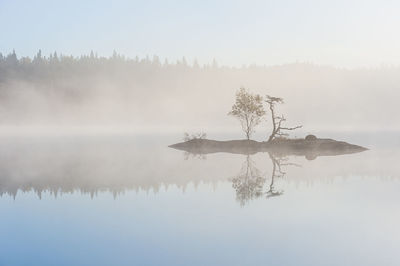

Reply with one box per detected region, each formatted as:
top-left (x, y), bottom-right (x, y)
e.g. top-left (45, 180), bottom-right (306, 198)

top-left (232, 153), bottom-right (301, 205)
top-left (266, 153), bottom-right (285, 198)
top-left (266, 153), bottom-right (301, 198)
top-left (183, 151), bottom-right (206, 160)
top-left (232, 155), bottom-right (266, 206)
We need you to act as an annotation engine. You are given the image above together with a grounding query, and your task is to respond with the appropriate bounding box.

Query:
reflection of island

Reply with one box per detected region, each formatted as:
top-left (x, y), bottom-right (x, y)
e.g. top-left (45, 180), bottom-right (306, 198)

top-left (170, 136), bottom-right (367, 205)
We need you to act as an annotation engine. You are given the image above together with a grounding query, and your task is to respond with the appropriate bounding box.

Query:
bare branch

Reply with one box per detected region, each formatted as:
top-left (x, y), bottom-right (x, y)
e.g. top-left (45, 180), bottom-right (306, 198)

top-left (280, 125), bottom-right (303, 131)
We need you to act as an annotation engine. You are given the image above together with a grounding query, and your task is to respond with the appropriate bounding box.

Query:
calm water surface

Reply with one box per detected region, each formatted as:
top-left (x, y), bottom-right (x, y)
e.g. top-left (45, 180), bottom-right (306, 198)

top-left (0, 133), bottom-right (399, 266)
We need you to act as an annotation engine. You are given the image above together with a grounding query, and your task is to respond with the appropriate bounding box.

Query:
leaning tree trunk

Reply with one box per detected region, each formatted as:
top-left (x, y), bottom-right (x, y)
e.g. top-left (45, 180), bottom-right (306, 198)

top-left (267, 104), bottom-right (276, 142)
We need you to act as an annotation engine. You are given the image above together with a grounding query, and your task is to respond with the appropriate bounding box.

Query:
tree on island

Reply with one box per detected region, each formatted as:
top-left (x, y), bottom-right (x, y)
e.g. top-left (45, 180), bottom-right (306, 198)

top-left (228, 88), bottom-right (265, 140)
top-left (265, 95), bottom-right (302, 142)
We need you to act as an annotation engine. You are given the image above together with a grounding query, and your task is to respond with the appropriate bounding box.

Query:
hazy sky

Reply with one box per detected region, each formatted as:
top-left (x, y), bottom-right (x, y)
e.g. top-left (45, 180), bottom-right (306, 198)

top-left (1, 0), bottom-right (399, 67)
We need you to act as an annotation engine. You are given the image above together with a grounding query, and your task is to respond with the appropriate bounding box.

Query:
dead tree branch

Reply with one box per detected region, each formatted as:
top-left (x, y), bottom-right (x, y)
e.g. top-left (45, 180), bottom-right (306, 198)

top-left (265, 95), bottom-right (302, 142)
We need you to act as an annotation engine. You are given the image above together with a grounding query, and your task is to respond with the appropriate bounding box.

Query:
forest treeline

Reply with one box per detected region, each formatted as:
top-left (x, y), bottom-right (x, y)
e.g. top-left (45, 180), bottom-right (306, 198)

top-left (0, 49), bottom-right (226, 82)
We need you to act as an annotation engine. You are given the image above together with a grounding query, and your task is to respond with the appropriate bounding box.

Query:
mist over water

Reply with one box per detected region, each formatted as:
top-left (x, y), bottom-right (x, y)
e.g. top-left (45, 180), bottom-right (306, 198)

top-left (0, 132), bottom-right (400, 266)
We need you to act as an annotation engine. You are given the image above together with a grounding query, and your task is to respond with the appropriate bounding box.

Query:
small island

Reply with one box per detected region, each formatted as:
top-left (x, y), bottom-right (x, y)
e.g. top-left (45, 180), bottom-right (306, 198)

top-left (169, 136), bottom-right (367, 160)
top-left (170, 88), bottom-right (367, 160)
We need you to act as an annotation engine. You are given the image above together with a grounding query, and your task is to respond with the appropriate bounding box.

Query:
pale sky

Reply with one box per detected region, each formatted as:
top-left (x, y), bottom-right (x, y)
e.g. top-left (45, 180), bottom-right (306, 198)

top-left (1, 0), bottom-right (399, 67)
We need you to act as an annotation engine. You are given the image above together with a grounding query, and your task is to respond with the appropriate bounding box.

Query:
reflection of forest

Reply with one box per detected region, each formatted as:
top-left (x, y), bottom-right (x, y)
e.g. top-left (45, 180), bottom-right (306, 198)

top-left (0, 137), bottom-right (397, 201)
top-left (232, 153), bottom-right (297, 206)
top-left (0, 138), bottom-right (226, 199)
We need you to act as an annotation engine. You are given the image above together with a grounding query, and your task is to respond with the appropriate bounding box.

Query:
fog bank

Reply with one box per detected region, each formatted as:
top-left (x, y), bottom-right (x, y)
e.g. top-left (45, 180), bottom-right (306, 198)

top-left (1, 51), bottom-right (399, 133)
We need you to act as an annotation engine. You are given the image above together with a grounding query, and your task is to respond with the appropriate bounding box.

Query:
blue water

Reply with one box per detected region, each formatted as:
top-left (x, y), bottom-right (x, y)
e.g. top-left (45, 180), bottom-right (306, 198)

top-left (0, 134), bottom-right (399, 266)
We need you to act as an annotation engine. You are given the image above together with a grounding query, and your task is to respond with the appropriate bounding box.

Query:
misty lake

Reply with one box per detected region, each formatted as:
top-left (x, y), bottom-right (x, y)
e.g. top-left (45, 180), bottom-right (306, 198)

top-left (0, 132), bottom-right (399, 266)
